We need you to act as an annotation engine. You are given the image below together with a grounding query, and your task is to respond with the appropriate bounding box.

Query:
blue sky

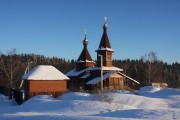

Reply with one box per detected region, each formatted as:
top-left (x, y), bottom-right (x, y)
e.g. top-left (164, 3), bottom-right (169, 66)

top-left (0, 0), bottom-right (180, 64)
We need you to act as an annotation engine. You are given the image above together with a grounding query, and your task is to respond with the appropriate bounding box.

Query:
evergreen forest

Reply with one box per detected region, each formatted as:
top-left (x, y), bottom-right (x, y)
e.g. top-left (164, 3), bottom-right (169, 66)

top-left (0, 50), bottom-right (180, 95)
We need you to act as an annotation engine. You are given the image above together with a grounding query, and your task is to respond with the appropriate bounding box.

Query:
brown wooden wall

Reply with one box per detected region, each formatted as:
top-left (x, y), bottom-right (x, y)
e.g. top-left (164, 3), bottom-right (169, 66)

top-left (107, 73), bottom-right (124, 90)
top-left (25, 80), bottom-right (67, 99)
top-left (68, 77), bottom-right (80, 91)
top-left (91, 73), bottom-right (137, 93)
top-left (106, 51), bottom-right (112, 66)
top-left (96, 51), bottom-right (112, 67)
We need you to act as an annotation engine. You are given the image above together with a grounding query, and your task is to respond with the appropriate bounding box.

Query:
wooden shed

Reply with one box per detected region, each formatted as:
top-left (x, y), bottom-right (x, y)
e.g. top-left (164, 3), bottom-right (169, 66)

top-left (22, 65), bottom-right (69, 100)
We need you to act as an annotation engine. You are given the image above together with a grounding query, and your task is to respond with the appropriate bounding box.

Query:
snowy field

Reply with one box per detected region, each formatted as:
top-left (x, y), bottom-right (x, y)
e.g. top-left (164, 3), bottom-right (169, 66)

top-left (0, 86), bottom-right (180, 120)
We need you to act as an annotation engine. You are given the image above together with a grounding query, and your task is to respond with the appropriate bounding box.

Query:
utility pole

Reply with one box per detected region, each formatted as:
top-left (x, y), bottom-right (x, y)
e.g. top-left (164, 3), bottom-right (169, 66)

top-left (19, 61), bottom-right (33, 89)
top-left (98, 54), bottom-right (103, 91)
top-left (148, 61), bottom-right (151, 84)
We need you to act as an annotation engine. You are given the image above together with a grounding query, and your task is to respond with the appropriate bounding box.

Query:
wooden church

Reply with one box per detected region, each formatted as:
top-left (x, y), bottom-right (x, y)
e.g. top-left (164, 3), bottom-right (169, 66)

top-left (66, 19), bottom-right (140, 92)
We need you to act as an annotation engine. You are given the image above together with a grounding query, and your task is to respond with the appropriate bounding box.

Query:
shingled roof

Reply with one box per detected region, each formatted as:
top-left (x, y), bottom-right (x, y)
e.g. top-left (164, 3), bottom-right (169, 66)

top-left (99, 24), bottom-right (111, 48)
top-left (77, 36), bottom-right (93, 62)
top-left (96, 20), bottom-right (114, 52)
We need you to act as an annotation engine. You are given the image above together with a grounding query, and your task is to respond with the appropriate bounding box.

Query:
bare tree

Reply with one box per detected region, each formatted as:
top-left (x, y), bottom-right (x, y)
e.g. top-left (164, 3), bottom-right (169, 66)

top-left (0, 49), bottom-right (18, 88)
top-left (142, 51), bottom-right (158, 84)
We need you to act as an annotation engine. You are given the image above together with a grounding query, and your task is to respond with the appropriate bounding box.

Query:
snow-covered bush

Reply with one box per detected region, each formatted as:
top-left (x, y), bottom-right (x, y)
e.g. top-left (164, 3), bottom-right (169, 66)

top-left (98, 90), bottom-right (115, 103)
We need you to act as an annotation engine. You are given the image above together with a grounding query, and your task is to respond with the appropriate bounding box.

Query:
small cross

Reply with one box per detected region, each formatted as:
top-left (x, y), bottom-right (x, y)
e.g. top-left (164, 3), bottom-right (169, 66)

top-left (104, 17), bottom-right (107, 23)
top-left (84, 28), bottom-right (87, 36)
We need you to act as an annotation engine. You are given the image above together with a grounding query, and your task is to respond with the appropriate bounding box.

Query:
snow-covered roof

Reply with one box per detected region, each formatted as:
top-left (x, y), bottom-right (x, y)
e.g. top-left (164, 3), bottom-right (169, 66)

top-left (66, 66), bottom-right (123, 77)
top-left (95, 47), bottom-right (114, 52)
top-left (66, 67), bottom-right (92, 77)
top-left (86, 71), bottom-right (116, 85)
top-left (88, 66), bottom-right (123, 71)
top-left (80, 73), bottom-right (90, 79)
top-left (76, 60), bottom-right (95, 63)
top-left (118, 72), bottom-right (140, 84)
top-left (22, 65), bottom-right (69, 80)
top-left (86, 71), bottom-right (140, 85)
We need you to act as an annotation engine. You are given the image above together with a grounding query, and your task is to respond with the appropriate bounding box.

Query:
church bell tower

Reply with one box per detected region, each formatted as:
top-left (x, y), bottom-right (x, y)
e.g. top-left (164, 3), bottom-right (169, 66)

top-left (96, 17), bottom-right (114, 67)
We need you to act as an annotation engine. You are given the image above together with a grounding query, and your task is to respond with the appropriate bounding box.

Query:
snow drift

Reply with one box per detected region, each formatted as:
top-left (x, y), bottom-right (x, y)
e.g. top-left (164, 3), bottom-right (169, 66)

top-left (0, 86), bottom-right (180, 120)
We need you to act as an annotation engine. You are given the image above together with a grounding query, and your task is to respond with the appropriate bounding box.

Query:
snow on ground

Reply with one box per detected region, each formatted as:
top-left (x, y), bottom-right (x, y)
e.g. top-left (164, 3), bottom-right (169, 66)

top-left (0, 94), bottom-right (17, 107)
top-left (0, 86), bottom-right (180, 120)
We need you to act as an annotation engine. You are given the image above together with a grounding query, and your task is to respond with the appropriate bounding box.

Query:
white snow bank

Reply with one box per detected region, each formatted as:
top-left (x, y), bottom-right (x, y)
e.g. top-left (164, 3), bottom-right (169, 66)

top-left (0, 94), bottom-right (17, 107)
top-left (61, 92), bottom-right (91, 100)
top-left (22, 95), bottom-right (55, 106)
top-left (140, 86), bottom-right (161, 93)
top-left (152, 88), bottom-right (180, 97)
top-left (139, 86), bottom-right (161, 96)
top-left (0, 87), bottom-right (180, 120)
top-left (139, 86), bottom-right (180, 98)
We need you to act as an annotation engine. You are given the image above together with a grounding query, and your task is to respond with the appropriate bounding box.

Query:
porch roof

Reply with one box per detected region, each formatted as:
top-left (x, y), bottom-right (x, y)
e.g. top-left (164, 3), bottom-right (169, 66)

top-left (86, 71), bottom-right (140, 85)
top-left (88, 66), bottom-right (123, 71)
top-left (86, 71), bottom-right (116, 85)
top-left (80, 73), bottom-right (90, 79)
top-left (66, 67), bottom-right (92, 77)
top-left (118, 72), bottom-right (140, 84)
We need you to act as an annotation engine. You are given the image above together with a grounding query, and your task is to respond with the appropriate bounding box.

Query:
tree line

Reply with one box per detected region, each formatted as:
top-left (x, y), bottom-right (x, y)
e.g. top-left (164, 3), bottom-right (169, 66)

top-left (0, 49), bottom-right (75, 89)
top-left (0, 50), bottom-right (180, 91)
